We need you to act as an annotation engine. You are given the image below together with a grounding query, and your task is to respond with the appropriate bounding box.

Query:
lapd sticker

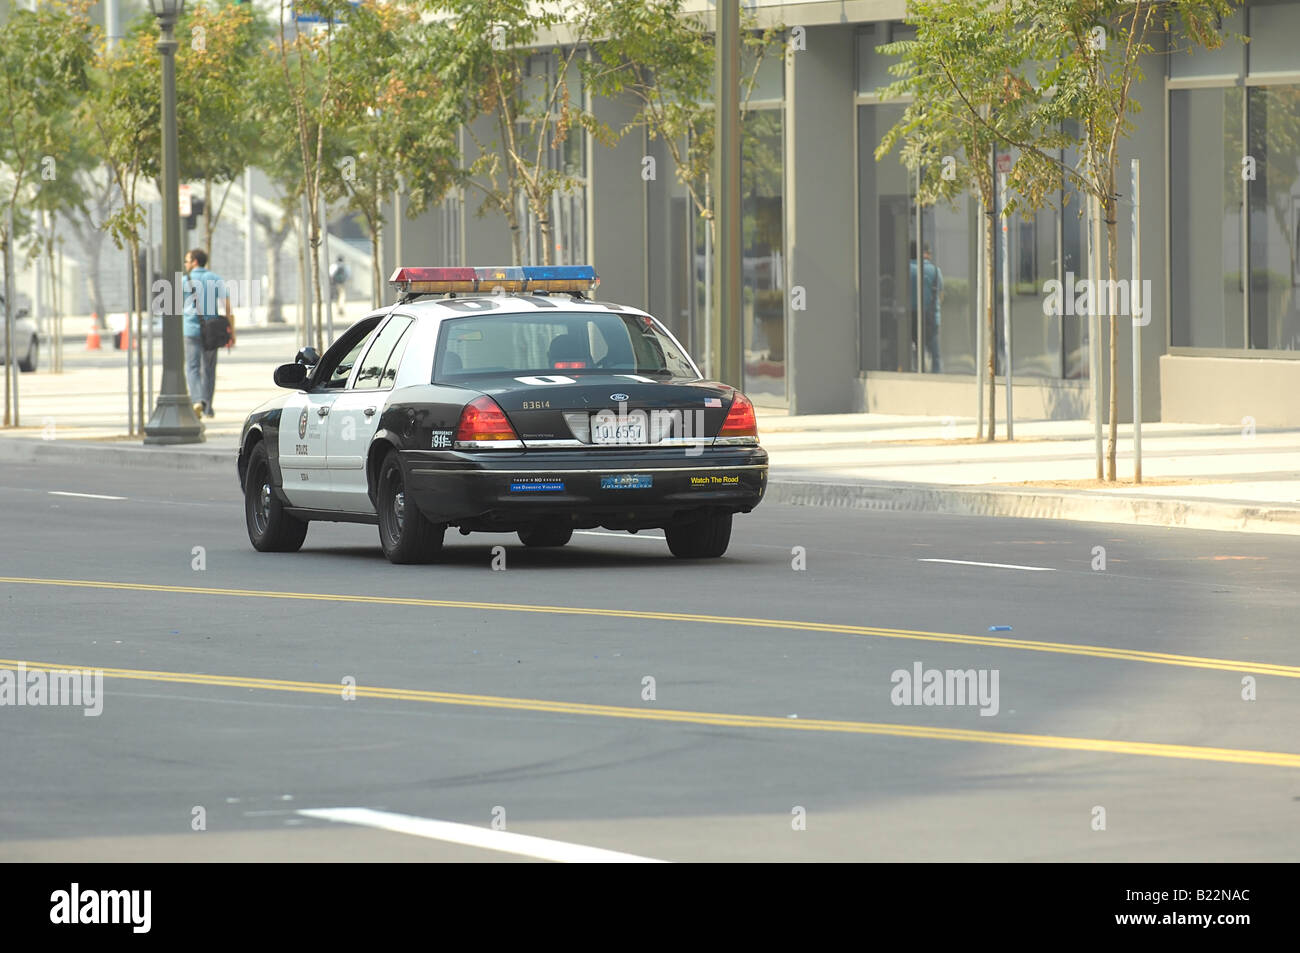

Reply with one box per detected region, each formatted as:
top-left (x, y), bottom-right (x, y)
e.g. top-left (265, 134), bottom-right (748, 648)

top-left (510, 476), bottom-right (565, 492)
top-left (298, 408), bottom-right (309, 439)
top-left (601, 473), bottom-right (653, 490)
top-left (431, 430), bottom-right (453, 449)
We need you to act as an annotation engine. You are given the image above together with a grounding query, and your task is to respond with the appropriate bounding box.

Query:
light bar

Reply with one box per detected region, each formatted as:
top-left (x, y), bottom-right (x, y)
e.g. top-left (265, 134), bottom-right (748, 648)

top-left (388, 265), bottom-right (598, 296)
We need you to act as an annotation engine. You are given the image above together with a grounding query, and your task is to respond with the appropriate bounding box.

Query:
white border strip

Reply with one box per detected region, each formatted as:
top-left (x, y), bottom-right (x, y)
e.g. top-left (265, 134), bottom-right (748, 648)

top-left (298, 807), bottom-right (666, 863)
top-left (919, 558), bottom-right (1056, 572)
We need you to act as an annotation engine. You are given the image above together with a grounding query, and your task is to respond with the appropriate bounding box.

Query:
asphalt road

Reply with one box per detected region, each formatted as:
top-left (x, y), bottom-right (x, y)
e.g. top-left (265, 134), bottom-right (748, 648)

top-left (1, 456), bottom-right (1297, 861)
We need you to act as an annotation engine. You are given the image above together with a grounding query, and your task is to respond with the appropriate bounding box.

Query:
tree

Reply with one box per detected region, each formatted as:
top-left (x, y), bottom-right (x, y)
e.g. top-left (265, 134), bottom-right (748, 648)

top-left (583, 0), bottom-right (784, 247)
top-left (429, 0), bottom-right (611, 266)
top-left (331, 1), bottom-right (467, 302)
top-left (176, 1), bottom-right (264, 257)
top-left (875, 0), bottom-right (1060, 441)
top-left (1006, 0), bottom-right (1236, 478)
top-left (0, 1), bottom-right (94, 424)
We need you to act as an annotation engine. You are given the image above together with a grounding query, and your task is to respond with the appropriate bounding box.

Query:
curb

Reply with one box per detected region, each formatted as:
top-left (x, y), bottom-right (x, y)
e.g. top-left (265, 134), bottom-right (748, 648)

top-left (4, 437), bottom-right (1298, 536)
top-left (764, 479), bottom-right (1300, 536)
top-left (0, 437), bottom-right (234, 472)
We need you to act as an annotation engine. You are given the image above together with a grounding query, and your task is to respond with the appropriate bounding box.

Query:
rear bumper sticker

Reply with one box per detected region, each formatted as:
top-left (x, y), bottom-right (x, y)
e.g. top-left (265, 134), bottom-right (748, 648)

top-left (601, 473), bottom-right (653, 490)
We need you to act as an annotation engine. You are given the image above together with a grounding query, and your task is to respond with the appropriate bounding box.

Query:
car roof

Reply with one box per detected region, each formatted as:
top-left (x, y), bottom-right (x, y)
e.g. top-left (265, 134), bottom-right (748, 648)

top-left (397, 294), bottom-right (652, 319)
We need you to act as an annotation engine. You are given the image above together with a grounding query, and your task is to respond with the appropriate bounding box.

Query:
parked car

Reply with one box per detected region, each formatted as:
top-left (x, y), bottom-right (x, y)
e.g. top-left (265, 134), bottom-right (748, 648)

top-left (0, 293), bottom-right (38, 372)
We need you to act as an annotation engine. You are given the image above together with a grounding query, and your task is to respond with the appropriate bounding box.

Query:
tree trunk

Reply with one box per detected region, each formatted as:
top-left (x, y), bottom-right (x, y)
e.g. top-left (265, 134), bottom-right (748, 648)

top-left (264, 228), bottom-right (285, 323)
top-left (985, 189), bottom-right (997, 441)
top-left (204, 176), bottom-right (214, 258)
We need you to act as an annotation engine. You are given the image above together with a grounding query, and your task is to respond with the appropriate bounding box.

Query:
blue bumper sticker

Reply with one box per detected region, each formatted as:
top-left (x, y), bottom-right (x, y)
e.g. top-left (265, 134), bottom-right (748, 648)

top-left (510, 478), bottom-right (565, 492)
top-left (601, 473), bottom-right (653, 490)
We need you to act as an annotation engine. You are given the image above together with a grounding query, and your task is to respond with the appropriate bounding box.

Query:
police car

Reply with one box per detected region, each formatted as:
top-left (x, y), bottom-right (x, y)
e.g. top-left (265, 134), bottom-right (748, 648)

top-left (237, 266), bottom-right (767, 563)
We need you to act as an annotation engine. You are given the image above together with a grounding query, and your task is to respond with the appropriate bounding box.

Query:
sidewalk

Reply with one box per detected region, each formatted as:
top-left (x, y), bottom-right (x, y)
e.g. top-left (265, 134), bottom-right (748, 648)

top-left (2, 350), bottom-right (1298, 534)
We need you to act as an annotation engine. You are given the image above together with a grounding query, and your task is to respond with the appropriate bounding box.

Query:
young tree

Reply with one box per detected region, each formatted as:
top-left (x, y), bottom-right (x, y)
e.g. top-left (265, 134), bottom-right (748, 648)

top-left (429, 0), bottom-right (612, 265)
top-left (0, 1), bottom-right (94, 423)
top-left (875, 0), bottom-right (1058, 440)
top-left (176, 1), bottom-right (264, 257)
top-left (1005, 0), bottom-right (1236, 478)
top-left (583, 0), bottom-right (784, 247)
top-left (331, 1), bottom-right (467, 301)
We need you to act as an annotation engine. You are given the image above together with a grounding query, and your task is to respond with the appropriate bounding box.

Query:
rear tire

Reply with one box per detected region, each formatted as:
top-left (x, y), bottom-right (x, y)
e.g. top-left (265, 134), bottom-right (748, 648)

top-left (518, 523), bottom-right (573, 547)
top-left (665, 511), bottom-right (733, 558)
top-left (245, 441), bottom-right (308, 552)
top-left (377, 450), bottom-right (444, 564)
top-left (18, 337), bottom-right (37, 372)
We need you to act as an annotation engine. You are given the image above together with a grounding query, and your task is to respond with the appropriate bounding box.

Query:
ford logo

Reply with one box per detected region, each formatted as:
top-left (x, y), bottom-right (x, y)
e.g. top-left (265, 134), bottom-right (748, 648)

top-left (610, 393), bottom-right (629, 401)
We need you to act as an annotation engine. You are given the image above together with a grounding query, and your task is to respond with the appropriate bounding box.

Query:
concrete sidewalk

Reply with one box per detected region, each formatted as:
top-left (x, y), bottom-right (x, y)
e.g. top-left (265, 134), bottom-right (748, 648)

top-left (2, 348), bottom-right (1299, 534)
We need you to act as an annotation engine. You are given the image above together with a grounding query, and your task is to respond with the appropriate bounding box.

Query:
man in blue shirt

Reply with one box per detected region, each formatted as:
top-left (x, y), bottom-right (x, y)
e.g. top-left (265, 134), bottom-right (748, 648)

top-left (908, 241), bottom-right (944, 372)
top-left (182, 248), bottom-right (236, 418)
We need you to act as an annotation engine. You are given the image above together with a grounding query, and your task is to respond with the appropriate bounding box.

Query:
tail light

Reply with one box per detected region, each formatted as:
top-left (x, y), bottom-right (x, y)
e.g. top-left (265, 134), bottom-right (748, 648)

top-left (716, 393), bottom-right (758, 443)
top-left (455, 396), bottom-right (520, 445)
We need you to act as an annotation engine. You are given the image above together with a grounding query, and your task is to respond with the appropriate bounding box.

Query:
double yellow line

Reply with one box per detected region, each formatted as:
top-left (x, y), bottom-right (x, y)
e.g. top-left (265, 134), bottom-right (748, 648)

top-left (3, 656), bottom-right (1299, 768)
top-left (2, 575), bottom-right (1298, 769)
top-left (2, 574), bottom-right (1298, 679)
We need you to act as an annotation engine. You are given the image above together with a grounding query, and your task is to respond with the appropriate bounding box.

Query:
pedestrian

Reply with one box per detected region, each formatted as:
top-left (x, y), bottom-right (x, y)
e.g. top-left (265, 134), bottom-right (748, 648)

top-left (908, 241), bottom-right (944, 373)
top-left (182, 248), bottom-right (235, 419)
top-left (329, 255), bottom-right (350, 316)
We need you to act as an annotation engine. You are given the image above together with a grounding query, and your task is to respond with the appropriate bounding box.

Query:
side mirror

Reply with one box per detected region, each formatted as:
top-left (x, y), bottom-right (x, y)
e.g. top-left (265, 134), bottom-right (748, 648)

top-left (273, 362), bottom-right (308, 388)
top-left (296, 346), bottom-right (320, 366)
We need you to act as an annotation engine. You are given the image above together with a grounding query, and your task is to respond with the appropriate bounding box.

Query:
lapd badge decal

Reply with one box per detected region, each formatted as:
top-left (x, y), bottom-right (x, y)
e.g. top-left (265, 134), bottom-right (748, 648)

top-left (298, 408), bottom-right (309, 439)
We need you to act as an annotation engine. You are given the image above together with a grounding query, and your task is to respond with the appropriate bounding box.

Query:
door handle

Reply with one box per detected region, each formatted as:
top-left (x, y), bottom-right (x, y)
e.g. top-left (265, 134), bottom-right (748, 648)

top-left (317, 406), bottom-right (330, 417)
top-left (363, 407), bottom-right (377, 417)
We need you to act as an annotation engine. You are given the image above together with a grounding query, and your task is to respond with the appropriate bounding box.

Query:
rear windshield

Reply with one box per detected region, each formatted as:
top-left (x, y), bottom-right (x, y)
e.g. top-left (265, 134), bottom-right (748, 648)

top-left (434, 311), bottom-right (699, 380)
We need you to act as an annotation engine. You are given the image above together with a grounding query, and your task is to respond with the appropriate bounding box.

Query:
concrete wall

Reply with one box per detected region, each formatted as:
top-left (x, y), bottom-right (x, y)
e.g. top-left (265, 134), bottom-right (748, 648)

top-left (1160, 355), bottom-right (1300, 427)
top-left (859, 372), bottom-right (1092, 420)
top-left (588, 92), bottom-right (648, 309)
top-left (784, 24), bottom-right (860, 415)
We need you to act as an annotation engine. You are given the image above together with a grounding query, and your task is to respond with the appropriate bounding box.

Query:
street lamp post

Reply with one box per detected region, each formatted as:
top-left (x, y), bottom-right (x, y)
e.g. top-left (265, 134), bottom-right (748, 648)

top-left (144, 0), bottom-right (203, 444)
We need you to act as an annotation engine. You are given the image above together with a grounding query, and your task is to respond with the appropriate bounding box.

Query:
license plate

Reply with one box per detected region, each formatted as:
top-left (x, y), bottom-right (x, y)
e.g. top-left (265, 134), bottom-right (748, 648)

top-left (590, 411), bottom-right (647, 445)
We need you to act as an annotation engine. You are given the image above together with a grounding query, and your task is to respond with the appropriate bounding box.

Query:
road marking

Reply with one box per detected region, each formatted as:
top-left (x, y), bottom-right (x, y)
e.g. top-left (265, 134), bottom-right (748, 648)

top-left (298, 807), bottom-right (665, 863)
top-left (47, 491), bottom-right (127, 501)
top-left (919, 558), bottom-right (1056, 572)
top-left (1, 575), bottom-right (1297, 679)
top-left (2, 656), bottom-right (1298, 767)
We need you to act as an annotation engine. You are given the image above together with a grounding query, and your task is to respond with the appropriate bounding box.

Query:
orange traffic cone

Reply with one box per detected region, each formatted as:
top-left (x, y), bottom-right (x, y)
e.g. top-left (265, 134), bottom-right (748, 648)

top-left (118, 323), bottom-right (130, 351)
top-left (86, 317), bottom-right (101, 350)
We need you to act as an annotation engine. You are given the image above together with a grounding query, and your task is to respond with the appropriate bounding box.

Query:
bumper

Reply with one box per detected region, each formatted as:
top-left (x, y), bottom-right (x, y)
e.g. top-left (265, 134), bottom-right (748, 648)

top-left (403, 445), bottom-right (768, 529)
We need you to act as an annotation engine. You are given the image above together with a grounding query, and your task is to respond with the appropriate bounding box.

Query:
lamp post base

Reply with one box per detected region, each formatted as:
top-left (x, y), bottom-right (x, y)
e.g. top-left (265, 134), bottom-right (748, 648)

top-left (143, 394), bottom-right (205, 444)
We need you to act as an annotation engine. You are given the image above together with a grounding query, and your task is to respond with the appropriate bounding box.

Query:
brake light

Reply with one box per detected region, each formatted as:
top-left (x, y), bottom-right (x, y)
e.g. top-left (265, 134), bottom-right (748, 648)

top-left (553, 361), bottom-right (587, 369)
top-left (455, 396), bottom-right (518, 442)
top-left (717, 393), bottom-right (757, 439)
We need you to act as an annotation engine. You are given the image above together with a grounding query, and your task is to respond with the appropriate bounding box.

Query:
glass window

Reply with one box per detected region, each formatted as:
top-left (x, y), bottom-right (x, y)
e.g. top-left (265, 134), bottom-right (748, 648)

top-left (858, 103), bottom-right (912, 371)
top-left (1169, 8), bottom-right (1244, 79)
top-left (353, 317), bottom-right (412, 389)
top-left (435, 312), bottom-right (698, 380)
top-left (324, 332), bottom-right (374, 389)
top-left (741, 108), bottom-right (785, 401)
top-left (857, 23), bottom-right (915, 96)
top-left (1170, 87), bottom-right (1245, 347)
top-left (1247, 2), bottom-right (1300, 74)
top-left (1247, 83), bottom-right (1300, 350)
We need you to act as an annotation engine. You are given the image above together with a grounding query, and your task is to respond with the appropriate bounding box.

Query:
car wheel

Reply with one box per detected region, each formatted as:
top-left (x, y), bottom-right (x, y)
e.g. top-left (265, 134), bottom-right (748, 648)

top-left (518, 523), bottom-right (573, 547)
top-left (245, 441), bottom-right (308, 552)
top-left (377, 449), bottom-right (443, 564)
top-left (665, 511), bottom-right (733, 558)
top-left (18, 336), bottom-right (37, 373)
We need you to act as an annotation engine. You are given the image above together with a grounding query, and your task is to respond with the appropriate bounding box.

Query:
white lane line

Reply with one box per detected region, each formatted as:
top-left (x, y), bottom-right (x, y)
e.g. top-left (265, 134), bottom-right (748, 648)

top-left (48, 491), bottom-right (127, 501)
top-left (297, 807), bottom-right (665, 863)
top-left (574, 530), bottom-right (666, 541)
top-left (918, 558), bottom-right (1056, 572)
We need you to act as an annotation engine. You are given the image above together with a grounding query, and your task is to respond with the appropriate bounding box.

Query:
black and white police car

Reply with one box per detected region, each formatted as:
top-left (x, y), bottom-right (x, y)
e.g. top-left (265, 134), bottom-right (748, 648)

top-left (237, 265), bottom-right (768, 563)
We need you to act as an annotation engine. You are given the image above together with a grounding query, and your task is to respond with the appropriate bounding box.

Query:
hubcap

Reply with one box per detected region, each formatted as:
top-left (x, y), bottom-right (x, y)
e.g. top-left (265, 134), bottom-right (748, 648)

top-left (253, 479), bottom-right (271, 535)
top-left (393, 490), bottom-right (406, 533)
